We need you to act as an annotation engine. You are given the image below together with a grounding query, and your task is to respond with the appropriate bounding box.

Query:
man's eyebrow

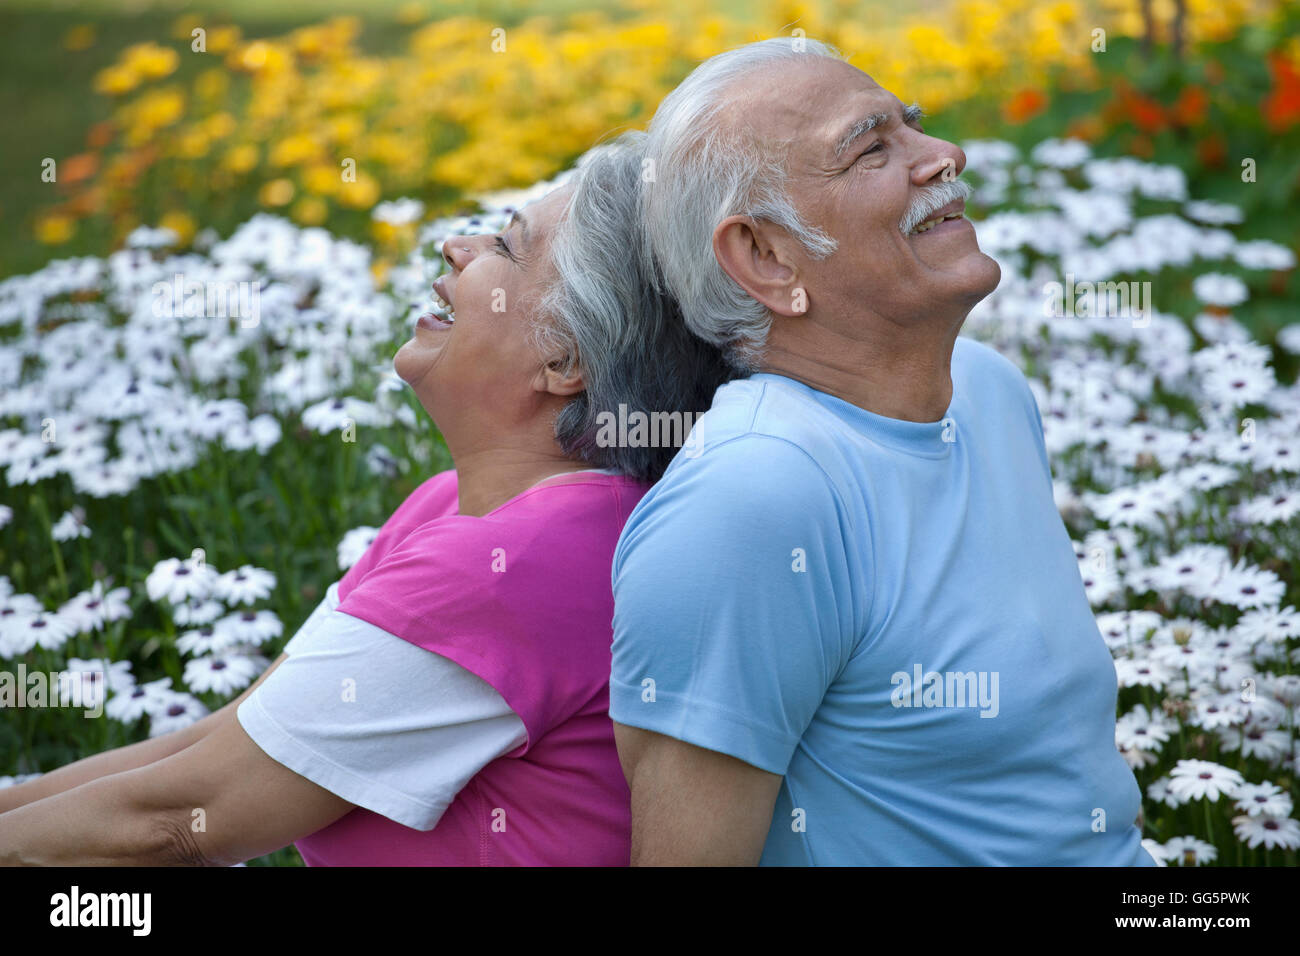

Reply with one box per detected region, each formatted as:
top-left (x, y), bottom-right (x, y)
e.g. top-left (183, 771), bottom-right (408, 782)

top-left (833, 102), bottom-right (926, 158)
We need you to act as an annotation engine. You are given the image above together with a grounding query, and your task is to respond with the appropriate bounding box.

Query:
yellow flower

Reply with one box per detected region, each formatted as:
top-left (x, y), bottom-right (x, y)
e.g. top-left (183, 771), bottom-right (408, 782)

top-left (303, 164), bottom-right (341, 197)
top-left (270, 133), bottom-right (319, 167)
top-left (175, 127), bottom-right (210, 159)
top-left (158, 210), bottom-right (196, 244)
top-left (93, 65), bottom-right (138, 97)
top-left (222, 144), bottom-right (260, 174)
top-left (207, 25), bottom-right (242, 54)
top-left (337, 172), bottom-right (381, 209)
top-left (259, 178), bottom-right (295, 206)
top-left (36, 213), bottom-right (75, 244)
top-left (195, 68), bottom-right (229, 102)
top-left (292, 196), bottom-right (329, 225)
top-left (122, 43), bottom-right (179, 81)
top-left (135, 87), bottom-right (186, 129)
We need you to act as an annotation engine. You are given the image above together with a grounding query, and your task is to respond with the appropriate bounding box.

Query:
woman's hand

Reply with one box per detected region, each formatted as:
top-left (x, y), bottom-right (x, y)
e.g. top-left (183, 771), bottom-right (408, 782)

top-left (0, 653), bottom-right (289, 817)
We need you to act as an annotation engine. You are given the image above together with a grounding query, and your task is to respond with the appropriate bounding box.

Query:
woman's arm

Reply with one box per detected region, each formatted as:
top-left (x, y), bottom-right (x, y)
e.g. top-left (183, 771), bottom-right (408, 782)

top-left (0, 702), bottom-right (353, 866)
top-left (0, 653), bottom-right (287, 816)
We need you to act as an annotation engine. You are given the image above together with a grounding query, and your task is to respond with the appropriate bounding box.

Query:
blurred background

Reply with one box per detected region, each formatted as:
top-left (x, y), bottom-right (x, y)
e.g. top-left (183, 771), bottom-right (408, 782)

top-left (3, 0), bottom-right (1298, 329)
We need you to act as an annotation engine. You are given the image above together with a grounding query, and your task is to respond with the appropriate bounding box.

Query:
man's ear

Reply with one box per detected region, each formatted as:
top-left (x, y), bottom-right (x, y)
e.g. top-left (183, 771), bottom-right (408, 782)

top-left (534, 354), bottom-right (586, 397)
top-left (712, 215), bottom-right (806, 318)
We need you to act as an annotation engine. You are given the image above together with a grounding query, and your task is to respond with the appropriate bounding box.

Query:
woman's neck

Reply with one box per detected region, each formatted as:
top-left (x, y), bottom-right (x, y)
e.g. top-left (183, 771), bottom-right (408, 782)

top-left (450, 447), bottom-right (595, 517)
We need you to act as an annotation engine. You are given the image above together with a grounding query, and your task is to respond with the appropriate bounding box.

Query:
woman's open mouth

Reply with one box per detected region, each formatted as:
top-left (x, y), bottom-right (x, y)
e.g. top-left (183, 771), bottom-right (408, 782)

top-left (416, 310), bottom-right (454, 330)
top-left (417, 278), bottom-right (456, 329)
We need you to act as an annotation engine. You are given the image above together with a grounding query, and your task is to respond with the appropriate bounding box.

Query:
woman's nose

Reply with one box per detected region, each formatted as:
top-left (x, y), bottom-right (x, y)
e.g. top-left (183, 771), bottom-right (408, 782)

top-left (441, 236), bottom-right (479, 272)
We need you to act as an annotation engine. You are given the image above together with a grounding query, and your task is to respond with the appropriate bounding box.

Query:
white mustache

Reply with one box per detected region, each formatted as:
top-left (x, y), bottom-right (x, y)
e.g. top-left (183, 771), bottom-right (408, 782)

top-left (900, 178), bottom-right (972, 235)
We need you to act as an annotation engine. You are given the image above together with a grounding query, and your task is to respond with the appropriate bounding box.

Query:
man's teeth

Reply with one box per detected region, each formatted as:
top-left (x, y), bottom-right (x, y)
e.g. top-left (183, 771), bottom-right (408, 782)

top-left (910, 212), bottom-right (963, 236)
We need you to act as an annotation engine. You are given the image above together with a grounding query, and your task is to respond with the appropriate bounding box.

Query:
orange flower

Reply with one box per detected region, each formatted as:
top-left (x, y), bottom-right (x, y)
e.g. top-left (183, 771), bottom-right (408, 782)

top-left (61, 153), bottom-right (99, 184)
top-left (1196, 133), bottom-right (1227, 168)
top-left (1263, 50), bottom-right (1300, 132)
top-left (1004, 88), bottom-right (1047, 124)
top-left (1172, 85), bottom-right (1207, 127)
top-left (1122, 89), bottom-right (1166, 133)
top-left (86, 121), bottom-right (115, 149)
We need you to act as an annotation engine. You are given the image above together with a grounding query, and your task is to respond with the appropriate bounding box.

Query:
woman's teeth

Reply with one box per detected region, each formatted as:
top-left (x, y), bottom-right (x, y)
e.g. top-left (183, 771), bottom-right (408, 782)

top-left (909, 212), bottom-right (963, 236)
top-left (431, 291), bottom-right (455, 323)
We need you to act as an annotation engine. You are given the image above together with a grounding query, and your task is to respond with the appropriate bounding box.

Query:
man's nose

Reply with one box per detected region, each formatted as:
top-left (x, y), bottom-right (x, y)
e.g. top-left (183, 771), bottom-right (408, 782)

top-left (913, 137), bottom-right (966, 185)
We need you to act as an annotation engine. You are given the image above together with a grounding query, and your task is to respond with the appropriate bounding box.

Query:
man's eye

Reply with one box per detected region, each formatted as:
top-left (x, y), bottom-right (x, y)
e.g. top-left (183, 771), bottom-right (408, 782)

top-left (860, 143), bottom-right (883, 160)
top-left (494, 236), bottom-right (514, 260)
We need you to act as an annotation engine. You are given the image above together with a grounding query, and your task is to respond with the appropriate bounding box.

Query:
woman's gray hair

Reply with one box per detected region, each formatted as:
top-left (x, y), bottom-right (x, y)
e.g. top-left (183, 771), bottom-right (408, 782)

top-left (539, 134), bottom-right (735, 483)
top-left (639, 37), bottom-right (843, 373)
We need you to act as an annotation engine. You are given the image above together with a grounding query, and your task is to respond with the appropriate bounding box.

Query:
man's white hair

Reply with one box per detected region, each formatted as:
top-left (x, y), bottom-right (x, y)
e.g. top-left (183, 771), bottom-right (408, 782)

top-left (640, 37), bottom-right (844, 373)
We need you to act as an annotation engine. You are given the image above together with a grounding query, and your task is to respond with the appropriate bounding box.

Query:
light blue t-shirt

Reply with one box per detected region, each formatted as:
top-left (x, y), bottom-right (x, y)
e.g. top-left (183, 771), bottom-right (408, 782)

top-left (609, 334), bottom-right (1153, 866)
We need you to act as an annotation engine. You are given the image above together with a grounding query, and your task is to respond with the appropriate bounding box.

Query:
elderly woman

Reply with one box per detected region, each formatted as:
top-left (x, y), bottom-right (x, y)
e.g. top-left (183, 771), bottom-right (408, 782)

top-left (0, 139), bottom-right (729, 866)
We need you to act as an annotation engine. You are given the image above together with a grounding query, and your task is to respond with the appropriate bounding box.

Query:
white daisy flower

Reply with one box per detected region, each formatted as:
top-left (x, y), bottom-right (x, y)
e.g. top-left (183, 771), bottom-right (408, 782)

top-left (213, 565), bottom-right (276, 606)
top-left (214, 608), bottom-right (282, 648)
top-left (1191, 272), bottom-right (1248, 307)
top-left (183, 652), bottom-right (267, 696)
top-left (106, 676), bottom-right (173, 724)
top-left (59, 582), bottom-right (132, 634)
top-left (145, 556), bottom-right (219, 605)
top-left (1113, 655), bottom-right (1175, 691)
top-left (1233, 782), bottom-right (1293, 818)
top-left (1167, 759), bottom-right (1244, 802)
top-left (1210, 560), bottom-right (1285, 610)
top-left (337, 525), bottom-right (379, 570)
top-left (1115, 703), bottom-right (1176, 752)
top-left (146, 690), bottom-right (209, 738)
top-left (171, 597), bottom-right (225, 626)
top-left (1162, 835), bottom-right (1217, 866)
top-left (50, 507), bottom-right (91, 541)
top-left (1230, 813), bottom-right (1300, 851)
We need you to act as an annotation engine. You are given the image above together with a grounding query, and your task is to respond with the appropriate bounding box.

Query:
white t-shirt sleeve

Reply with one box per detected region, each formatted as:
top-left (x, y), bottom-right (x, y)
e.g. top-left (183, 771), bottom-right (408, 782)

top-left (237, 582), bottom-right (527, 831)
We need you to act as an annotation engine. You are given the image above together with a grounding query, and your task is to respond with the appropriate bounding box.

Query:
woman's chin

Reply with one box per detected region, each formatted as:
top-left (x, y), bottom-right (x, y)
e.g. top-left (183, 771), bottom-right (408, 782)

top-left (392, 339), bottom-right (440, 389)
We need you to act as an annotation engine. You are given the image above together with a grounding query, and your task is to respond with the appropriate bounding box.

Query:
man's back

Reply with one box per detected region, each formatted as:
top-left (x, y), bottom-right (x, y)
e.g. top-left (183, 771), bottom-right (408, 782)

top-left (610, 335), bottom-right (1154, 865)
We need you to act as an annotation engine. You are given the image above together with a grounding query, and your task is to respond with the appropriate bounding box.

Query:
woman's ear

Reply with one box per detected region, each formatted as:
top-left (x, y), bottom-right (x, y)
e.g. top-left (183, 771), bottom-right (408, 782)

top-left (534, 355), bottom-right (585, 397)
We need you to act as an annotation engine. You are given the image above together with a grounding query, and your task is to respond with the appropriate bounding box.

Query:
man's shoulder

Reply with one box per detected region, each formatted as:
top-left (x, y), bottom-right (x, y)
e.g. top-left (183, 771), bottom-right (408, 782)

top-left (688, 374), bottom-right (857, 465)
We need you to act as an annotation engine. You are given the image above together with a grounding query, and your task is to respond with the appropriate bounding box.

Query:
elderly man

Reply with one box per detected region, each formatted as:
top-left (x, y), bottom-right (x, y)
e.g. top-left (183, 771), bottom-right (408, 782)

top-left (609, 38), bottom-right (1155, 866)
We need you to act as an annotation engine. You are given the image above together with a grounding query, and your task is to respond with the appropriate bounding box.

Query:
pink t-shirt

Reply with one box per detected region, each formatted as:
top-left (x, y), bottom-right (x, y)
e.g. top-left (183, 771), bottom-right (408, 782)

top-left (294, 468), bottom-right (651, 866)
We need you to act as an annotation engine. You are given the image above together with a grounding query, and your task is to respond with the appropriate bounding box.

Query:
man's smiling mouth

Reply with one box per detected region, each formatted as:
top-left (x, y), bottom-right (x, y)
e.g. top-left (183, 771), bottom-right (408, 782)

top-left (905, 199), bottom-right (967, 236)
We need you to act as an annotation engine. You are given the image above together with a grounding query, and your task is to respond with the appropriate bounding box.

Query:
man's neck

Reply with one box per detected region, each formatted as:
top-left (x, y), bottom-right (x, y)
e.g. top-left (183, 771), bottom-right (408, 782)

top-left (758, 310), bottom-right (964, 423)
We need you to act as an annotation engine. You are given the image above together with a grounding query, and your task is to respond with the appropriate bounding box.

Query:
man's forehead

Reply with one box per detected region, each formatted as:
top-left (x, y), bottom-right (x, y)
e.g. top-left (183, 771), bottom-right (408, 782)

top-left (717, 58), bottom-right (895, 147)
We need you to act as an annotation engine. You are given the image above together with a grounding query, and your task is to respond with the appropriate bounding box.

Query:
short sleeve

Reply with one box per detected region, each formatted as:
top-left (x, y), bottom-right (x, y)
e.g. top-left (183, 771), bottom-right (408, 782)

top-left (609, 434), bottom-right (862, 775)
top-left (282, 581), bottom-right (342, 656)
top-left (237, 609), bottom-right (526, 831)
